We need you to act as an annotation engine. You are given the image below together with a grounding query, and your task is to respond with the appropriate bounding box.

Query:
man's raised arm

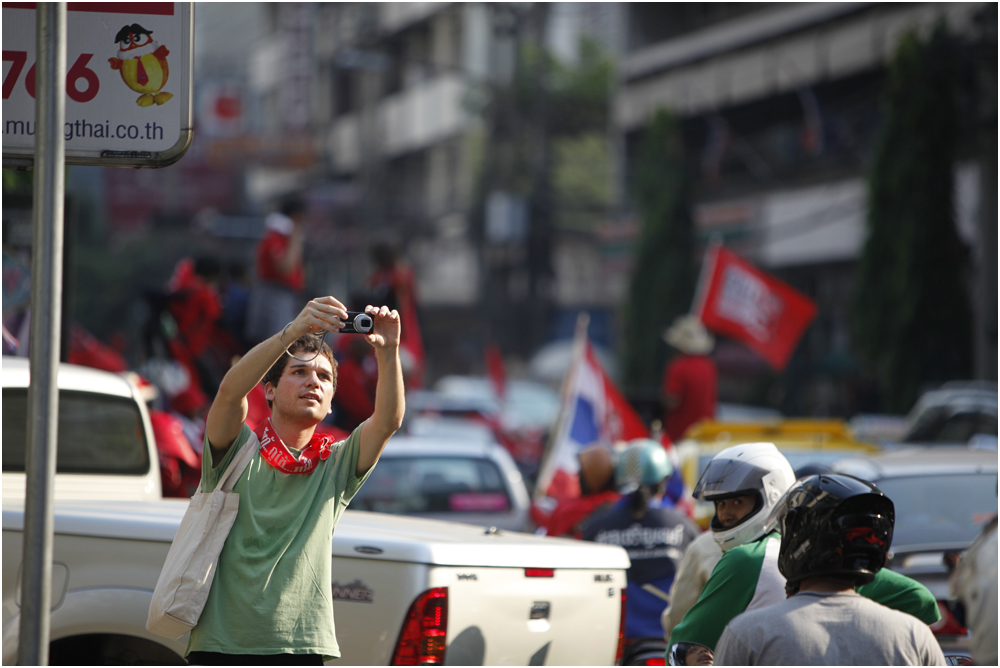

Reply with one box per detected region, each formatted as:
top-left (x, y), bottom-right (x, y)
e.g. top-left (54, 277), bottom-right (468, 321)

top-left (205, 297), bottom-right (347, 462)
top-left (357, 305), bottom-right (405, 477)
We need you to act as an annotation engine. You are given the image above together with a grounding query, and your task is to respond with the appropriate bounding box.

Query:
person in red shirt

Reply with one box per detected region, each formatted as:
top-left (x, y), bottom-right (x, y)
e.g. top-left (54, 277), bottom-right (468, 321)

top-left (331, 335), bottom-right (377, 431)
top-left (661, 315), bottom-right (717, 442)
top-left (530, 446), bottom-right (621, 538)
top-left (245, 194), bottom-right (308, 345)
top-left (168, 257), bottom-right (225, 361)
top-left (166, 256), bottom-right (242, 403)
top-left (369, 242), bottom-right (425, 387)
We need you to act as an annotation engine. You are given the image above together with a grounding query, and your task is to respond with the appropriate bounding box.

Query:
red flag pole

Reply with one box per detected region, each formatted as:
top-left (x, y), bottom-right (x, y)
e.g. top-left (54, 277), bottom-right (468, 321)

top-left (691, 236), bottom-right (722, 318)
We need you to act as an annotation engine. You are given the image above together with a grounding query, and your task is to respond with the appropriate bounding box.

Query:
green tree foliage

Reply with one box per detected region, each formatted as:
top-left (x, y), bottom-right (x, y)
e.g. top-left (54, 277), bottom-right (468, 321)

top-left (549, 38), bottom-right (614, 232)
top-left (469, 30), bottom-right (615, 355)
top-left (852, 26), bottom-right (972, 412)
top-left (3, 168), bottom-right (34, 194)
top-left (623, 110), bottom-right (696, 396)
top-left (548, 38), bottom-right (613, 137)
top-left (471, 36), bottom-right (614, 214)
top-left (553, 133), bottom-right (612, 231)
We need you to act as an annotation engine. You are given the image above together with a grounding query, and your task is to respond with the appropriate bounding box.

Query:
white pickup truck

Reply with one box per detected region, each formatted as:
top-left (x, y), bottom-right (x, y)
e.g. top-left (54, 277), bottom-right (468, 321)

top-left (2, 359), bottom-right (630, 665)
top-left (2, 501), bottom-right (629, 665)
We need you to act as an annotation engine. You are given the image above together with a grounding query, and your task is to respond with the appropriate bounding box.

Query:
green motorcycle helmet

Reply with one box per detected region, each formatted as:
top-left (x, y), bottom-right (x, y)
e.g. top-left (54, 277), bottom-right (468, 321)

top-left (615, 438), bottom-right (673, 492)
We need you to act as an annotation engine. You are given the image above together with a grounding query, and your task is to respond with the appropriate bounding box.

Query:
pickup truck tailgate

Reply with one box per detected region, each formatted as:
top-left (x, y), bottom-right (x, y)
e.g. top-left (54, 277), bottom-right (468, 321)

top-left (436, 564), bottom-right (623, 665)
top-left (330, 512), bottom-right (629, 665)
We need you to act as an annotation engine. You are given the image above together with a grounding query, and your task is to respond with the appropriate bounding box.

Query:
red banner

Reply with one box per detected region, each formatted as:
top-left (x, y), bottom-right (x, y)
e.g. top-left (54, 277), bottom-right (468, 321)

top-left (694, 245), bottom-right (817, 371)
top-left (485, 343), bottom-right (506, 402)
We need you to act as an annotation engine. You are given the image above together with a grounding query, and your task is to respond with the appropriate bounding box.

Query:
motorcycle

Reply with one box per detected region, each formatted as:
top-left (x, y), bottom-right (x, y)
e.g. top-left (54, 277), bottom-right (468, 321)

top-left (622, 637), bottom-right (668, 666)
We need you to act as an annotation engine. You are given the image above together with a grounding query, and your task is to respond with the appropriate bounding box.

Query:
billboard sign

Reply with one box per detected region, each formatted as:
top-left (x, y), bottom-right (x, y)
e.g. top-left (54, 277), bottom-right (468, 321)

top-left (2, 2), bottom-right (193, 168)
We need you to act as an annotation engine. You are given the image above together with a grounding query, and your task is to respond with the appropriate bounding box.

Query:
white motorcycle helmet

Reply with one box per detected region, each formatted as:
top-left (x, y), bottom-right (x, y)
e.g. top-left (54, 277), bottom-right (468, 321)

top-left (692, 442), bottom-right (796, 552)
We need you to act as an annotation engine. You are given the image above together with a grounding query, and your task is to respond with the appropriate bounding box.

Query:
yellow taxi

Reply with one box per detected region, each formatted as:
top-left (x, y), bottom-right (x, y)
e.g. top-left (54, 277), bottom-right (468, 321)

top-left (675, 419), bottom-right (881, 529)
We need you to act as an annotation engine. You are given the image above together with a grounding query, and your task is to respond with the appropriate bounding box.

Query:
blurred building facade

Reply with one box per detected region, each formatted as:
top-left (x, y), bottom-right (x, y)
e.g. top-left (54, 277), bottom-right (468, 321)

top-left (185, 2), bottom-right (625, 375)
top-left (77, 2), bottom-right (994, 406)
top-left (614, 2), bottom-right (997, 413)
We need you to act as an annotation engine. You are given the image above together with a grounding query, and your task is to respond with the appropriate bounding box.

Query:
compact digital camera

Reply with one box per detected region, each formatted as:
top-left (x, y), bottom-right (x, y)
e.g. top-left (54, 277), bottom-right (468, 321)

top-left (341, 311), bottom-right (374, 334)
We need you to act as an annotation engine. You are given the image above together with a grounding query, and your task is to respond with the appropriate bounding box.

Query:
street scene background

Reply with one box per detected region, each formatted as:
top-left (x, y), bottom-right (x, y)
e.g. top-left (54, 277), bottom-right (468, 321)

top-left (3, 3), bottom-right (998, 666)
top-left (4, 2), bottom-right (995, 421)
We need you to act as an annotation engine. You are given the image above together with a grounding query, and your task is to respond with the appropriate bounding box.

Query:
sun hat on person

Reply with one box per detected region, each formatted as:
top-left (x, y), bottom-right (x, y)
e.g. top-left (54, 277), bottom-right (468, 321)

top-left (663, 315), bottom-right (714, 355)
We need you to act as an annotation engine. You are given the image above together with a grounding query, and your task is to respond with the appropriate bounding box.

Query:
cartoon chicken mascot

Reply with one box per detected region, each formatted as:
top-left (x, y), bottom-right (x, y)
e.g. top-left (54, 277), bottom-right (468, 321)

top-left (108, 23), bottom-right (172, 107)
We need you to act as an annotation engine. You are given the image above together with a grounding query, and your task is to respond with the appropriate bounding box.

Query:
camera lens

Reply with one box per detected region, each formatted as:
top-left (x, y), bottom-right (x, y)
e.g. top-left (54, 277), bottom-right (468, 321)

top-left (354, 314), bottom-right (373, 332)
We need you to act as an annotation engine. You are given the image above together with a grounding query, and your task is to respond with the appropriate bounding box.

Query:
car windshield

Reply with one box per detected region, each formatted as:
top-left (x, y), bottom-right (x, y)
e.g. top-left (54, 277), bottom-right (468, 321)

top-left (877, 473), bottom-right (998, 548)
top-left (433, 377), bottom-right (561, 430)
top-left (351, 456), bottom-right (511, 514)
top-left (2, 388), bottom-right (150, 475)
top-left (903, 407), bottom-right (998, 444)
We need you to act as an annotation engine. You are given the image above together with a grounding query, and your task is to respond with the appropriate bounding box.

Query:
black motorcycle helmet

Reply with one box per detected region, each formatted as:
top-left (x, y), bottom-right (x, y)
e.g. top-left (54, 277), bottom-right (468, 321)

top-left (776, 473), bottom-right (894, 594)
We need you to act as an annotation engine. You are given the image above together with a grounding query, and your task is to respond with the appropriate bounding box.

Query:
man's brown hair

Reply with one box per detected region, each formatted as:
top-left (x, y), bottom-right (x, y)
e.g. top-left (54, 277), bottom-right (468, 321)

top-left (262, 333), bottom-right (337, 408)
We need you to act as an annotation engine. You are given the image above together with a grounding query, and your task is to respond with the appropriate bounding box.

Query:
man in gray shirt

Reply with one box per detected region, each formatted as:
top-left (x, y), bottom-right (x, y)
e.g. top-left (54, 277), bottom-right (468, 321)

top-left (714, 474), bottom-right (945, 666)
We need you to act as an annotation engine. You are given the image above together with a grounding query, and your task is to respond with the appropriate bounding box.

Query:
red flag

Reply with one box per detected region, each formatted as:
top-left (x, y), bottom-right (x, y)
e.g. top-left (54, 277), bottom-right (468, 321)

top-left (485, 343), bottom-right (506, 401)
top-left (67, 324), bottom-right (128, 372)
top-left (694, 245), bottom-right (817, 371)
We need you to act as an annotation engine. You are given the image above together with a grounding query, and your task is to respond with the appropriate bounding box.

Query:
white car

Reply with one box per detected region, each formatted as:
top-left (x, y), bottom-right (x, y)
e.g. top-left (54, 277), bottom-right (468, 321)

top-left (2, 500), bottom-right (630, 665)
top-left (433, 375), bottom-right (561, 432)
top-left (902, 381), bottom-right (998, 446)
top-left (350, 433), bottom-right (532, 532)
top-left (1, 357), bottom-right (161, 502)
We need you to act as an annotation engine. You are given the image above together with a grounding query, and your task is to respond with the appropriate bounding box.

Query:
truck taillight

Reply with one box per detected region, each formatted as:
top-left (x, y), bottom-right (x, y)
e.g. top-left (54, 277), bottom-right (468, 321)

top-left (390, 587), bottom-right (449, 666)
top-left (525, 568), bottom-right (554, 577)
top-left (615, 588), bottom-right (627, 665)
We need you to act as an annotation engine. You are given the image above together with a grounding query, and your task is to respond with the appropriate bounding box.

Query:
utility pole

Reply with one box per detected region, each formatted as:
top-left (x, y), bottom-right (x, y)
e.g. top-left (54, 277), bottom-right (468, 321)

top-left (19, 3), bottom-right (67, 664)
top-left (525, 3), bottom-right (554, 357)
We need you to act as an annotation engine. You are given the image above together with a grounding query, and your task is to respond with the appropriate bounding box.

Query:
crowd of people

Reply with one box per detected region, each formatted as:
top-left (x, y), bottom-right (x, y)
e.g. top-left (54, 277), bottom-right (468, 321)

top-left (504, 314), bottom-right (994, 665)
top-left (151, 286), bottom-right (992, 665)
top-left (565, 431), bottom-right (999, 666)
top-left (43, 192), bottom-right (426, 500)
top-left (8, 189), bottom-right (994, 664)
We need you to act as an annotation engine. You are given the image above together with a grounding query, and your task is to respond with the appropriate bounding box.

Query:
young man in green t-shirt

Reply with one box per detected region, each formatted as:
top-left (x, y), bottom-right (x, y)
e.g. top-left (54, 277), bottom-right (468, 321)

top-left (186, 296), bottom-right (404, 665)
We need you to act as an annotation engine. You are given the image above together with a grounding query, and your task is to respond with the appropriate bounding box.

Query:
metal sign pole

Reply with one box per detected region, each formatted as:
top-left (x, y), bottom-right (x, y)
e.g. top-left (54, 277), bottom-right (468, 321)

top-left (18, 3), bottom-right (67, 665)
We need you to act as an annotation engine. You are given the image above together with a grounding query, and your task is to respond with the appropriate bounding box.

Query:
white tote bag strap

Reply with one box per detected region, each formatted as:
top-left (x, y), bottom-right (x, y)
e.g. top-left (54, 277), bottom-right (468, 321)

top-left (216, 435), bottom-right (259, 493)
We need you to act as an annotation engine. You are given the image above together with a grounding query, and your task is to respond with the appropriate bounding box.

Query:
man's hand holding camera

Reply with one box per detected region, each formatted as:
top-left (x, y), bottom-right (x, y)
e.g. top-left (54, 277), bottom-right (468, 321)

top-left (287, 296), bottom-right (349, 340)
top-left (362, 305), bottom-right (401, 351)
top-left (287, 298), bottom-right (399, 352)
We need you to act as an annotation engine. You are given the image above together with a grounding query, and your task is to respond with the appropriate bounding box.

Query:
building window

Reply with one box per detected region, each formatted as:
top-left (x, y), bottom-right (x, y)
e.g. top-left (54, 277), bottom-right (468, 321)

top-left (334, 69), bottom-right (355, 117)
top-left (627, 3), bottom-right (777, 52)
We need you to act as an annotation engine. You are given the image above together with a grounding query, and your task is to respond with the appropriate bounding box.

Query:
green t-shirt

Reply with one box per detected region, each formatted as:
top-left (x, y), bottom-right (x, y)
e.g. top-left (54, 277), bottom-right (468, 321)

top-left (668, 532), bottom-right (942, 652)
top-left (187, 422), bottom-right (372, 660)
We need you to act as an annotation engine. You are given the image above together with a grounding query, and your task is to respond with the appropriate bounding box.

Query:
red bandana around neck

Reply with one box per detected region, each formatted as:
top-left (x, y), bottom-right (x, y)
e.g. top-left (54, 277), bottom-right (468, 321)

top-left (254, 418), bottom-right (333, 475)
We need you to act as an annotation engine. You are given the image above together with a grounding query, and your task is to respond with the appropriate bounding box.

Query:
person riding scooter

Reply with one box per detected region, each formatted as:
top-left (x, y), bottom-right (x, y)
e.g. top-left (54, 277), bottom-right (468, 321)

top-left (582, 439), bottom-right (698, 661)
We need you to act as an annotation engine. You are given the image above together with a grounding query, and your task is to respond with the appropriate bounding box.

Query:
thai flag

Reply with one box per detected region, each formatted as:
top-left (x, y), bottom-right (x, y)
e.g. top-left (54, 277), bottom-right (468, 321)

top-left (535, 329), bottom-right (649, 501)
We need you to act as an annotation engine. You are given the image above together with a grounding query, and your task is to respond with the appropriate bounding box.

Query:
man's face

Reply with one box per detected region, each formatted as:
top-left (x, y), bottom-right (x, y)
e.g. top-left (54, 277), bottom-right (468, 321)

top-left (714, 493), bottom-right (756, 528)
top-left (685, 644), bottom-right (714, 666)
top-left (265, 355), bottom-right (335, 423)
